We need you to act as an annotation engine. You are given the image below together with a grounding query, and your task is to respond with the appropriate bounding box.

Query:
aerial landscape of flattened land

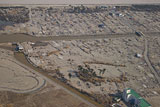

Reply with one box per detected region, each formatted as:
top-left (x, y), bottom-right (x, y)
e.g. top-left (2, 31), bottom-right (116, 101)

top-left (0, 5), bottom-right (160, 36)
top-left (0, 4), bottom-right (160, 107)
top-left (0, 45), bottom-right (94, 107)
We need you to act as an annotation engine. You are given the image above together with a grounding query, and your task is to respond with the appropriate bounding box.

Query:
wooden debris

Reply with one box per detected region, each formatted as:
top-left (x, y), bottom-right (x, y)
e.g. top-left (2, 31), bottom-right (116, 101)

top-left (84, 61), bottom-right (126, 67)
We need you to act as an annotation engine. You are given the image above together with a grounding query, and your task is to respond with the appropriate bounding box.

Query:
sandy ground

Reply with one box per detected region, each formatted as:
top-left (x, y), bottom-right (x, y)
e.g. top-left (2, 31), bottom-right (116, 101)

top-left (0, 84), bottom-right (90, 107)
top-left (146, 95), bottom-right (160, 107)
top-left (0, 46), bottom-right (93, 107)
top-left (0, 0), bottom-right (160, 5)
top-left (0, 47), bottom-right (45, 93)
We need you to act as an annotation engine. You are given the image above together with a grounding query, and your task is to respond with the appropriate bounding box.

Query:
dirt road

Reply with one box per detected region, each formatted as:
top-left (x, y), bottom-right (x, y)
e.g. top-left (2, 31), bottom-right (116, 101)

top-left (0, 33), bottom-right (136, 43)
top-left (1, 32), bottom-right (160, 43)
top-left (144, 38), bottom-right (160, 84)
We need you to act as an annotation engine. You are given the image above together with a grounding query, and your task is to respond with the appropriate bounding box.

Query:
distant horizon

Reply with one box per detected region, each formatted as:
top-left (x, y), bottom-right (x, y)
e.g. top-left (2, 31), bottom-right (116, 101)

top-left (0, 0), bottom-right (160, 5)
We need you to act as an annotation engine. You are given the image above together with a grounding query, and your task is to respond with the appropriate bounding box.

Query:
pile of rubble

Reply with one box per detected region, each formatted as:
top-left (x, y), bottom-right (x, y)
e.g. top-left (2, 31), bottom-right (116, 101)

top-left (0, 7), bottom-right (29, 23)
top-left (76, 65), bottom-right (105, 84)
top-left (91, 93), bottom-right (113, 106)
top-left (26, 5), bottom-right (135, 36)
top-left (0, 7), bottom-right (29, 31)
top-left (115, 5), bottom-right (160, 12)
top-left (20, 36), bottom-right (160, 106)
top-left (64, 5), bottom-right (108, 13)
top-left (1, 5), bottom-right (160, 36)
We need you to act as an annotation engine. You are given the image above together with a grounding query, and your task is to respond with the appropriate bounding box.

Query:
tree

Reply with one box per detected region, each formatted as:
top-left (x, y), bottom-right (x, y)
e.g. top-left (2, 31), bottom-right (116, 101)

top-left (102, 69), bottom-right (106, 75)
top-left (68, 73), bottom-right (72, 79)
top-left (98, 69), bottom-right (102, 75)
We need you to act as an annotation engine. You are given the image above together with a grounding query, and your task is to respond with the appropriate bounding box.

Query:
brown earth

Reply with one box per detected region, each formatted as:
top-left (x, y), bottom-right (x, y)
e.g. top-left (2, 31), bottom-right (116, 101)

top-left (0, 85), bottom-right (90, 107)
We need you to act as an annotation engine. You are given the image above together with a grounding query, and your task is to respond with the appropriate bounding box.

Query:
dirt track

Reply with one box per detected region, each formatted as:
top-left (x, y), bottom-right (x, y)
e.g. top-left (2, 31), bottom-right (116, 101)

top-left (0, 33), bottom-right (136, 43)
top-left (0, 49), bottom-right (46, 93)
top-left (144, 38), bottom-right (160, 84)
top-left (0, 46), bottom-right (97, 107)
top-left (0, 32), bottom-right (160, 43)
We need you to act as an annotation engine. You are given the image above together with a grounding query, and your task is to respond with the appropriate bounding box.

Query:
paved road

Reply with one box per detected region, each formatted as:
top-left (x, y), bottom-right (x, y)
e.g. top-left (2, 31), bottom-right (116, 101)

top-left (0, 0), bottom-right (160, 5)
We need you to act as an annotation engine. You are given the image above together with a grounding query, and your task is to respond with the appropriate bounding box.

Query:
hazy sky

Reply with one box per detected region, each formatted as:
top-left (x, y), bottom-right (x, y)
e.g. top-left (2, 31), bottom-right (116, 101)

top-left (0, 0), bottom-right (160, 5)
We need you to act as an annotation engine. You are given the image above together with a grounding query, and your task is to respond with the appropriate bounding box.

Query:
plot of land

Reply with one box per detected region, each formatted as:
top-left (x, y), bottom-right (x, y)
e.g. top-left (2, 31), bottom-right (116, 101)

top-left (21, 35), bottom-right (160, 106)
top-left (0, 47), bottom-right (92, 107)
top-left (0, 48), bottom-right (45, 93)
top-left (1, 5), bottom-right (160, 37)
